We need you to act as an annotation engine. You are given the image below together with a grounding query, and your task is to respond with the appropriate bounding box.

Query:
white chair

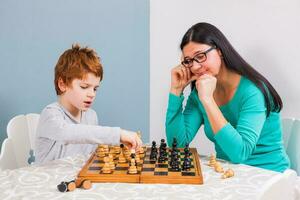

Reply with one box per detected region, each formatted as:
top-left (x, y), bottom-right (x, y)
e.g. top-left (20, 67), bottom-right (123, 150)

top-left (26, 113), bottom-right (40, 154)
top-left (6, 115), bottom-right (31, 169)
top-left (0, 138), bottom-right (18, 170)
top-left (257, 169), bottom-right (297, 200)
top-left (0, 113), bottom-right (40, 170)
top-left (287, 119), bottom-right (300, 175)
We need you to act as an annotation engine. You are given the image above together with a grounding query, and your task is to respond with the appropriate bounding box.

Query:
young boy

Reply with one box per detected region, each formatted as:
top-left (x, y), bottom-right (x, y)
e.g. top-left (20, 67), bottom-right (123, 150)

top-left (35, 44), bottom-right (142, 164)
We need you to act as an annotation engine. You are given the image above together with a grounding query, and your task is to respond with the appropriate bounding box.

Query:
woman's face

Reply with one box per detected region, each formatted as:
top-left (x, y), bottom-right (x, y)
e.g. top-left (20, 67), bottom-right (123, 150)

top-left (182, 41), bottom-right (223, 77)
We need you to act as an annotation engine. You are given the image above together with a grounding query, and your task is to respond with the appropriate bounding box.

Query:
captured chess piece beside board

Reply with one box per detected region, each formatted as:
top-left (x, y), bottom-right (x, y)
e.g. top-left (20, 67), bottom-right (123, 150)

top-left (207, 154), bottom-right (235, 179)
top-left (70, 137), bottom-right (203, 191)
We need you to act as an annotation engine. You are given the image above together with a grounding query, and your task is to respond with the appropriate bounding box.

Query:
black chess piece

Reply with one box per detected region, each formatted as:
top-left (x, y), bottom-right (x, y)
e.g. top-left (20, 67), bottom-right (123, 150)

top-left (172, 138), bottom-right (177, 149)
top-left (184, 144), bottom-right (191, 158)
top-left (158, 145), bottom-right (167, 163)
top-left (170, 157), bottom-right (180, 171)
top-left (57, 182), bottom-right (68, 192)
top-left (150, 141), bottom-right (158, 161)
top-left (57, 180), bottom-right (76, 192)
top-left (182, 157), bottom-right (191, 171)
top-left (184, 143), bottom-right (189, 152)
top-left (158, 152), bottom-right (165, 163)
top-left (150, 151), bottom-right (157, 160)
top-left (151, 141), bottom-right (156, 148)
top-left (151, 141), bottom-right (157, 153)
top-left (170, 149), bottom-right (178, 159)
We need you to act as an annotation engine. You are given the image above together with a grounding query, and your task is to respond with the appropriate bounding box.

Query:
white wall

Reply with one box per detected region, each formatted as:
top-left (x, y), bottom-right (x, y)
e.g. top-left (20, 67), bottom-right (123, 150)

top-left (150, 0), bottom-right (300, 155)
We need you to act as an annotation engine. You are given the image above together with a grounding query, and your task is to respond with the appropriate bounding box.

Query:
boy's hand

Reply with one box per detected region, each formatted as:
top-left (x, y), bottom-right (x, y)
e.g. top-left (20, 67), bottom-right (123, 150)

top-left (120, 130), bottom-right (142, 151)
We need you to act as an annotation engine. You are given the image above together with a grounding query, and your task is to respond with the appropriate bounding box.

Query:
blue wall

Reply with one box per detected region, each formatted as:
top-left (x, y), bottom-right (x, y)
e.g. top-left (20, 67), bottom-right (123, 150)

top-left (0, 0), bottom-right (150, 147)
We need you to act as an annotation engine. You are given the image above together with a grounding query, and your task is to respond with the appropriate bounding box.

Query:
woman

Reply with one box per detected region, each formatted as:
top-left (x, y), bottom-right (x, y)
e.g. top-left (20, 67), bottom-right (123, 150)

top-left (165, 22), bottom-right (290, 172)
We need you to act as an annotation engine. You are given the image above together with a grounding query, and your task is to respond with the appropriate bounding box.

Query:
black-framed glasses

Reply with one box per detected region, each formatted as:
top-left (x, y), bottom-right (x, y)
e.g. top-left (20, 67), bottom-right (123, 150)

top-left (181, 46), bottom-right (216, 68)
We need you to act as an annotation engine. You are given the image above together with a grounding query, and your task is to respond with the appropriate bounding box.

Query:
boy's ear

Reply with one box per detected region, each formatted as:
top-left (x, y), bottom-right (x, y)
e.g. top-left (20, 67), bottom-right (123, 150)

top-left (58, 78), bottom-right (67, 93)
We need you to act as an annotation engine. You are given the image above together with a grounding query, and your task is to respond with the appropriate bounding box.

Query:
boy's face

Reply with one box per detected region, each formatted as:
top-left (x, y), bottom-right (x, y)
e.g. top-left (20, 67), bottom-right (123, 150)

top-left (62, 73), bottom-right (100, 112)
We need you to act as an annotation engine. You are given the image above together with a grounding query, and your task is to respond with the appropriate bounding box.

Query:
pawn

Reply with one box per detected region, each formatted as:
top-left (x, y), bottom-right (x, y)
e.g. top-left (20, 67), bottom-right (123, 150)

top-left (81, 179), bottom-right (92, 190)
top-left (172, 138), bottom-right (177, 148)
top-left (208, 154), bottom-right (217, 167)
top-left (57, 182), bottom-right (68, 192)
top-left (214, 162), bottom-right (224, 173)
top-left (114, 146), bottom-right (121, 154)
top-left (96, 147), bottom-right (105, 158)
top-left (222, 169), bottom-right (234, 179)
top-left (108, 154), bottom-right (115, 170)
top-left (151, 141), bottom-right (157, 148)
top-left (139, 146), bottom-right (144, 154)
top-left (150, 151), bottom-right (157, 160)
top-left (101, 157), bottom-right (112, 174)
top-left (124, 148), bottom-right (131, 161)
top-left (128, 158), bottom-right (138, 174)
top-left (182, 157), bottom-right (191, 171)
top-left (57, 180), bottom-right (76, 192)
top-left (118, 150), bottom-right (126, 163)
top-left (135, 153), bottom-right (141, 164)
top-left (102, 145), bottom-right (109, 154)
top-left (67, 180), bottom-right (76, 191)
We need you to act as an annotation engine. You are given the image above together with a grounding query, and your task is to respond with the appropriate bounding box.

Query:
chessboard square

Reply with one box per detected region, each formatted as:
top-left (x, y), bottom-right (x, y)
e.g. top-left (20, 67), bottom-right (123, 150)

top-left (143, 164), bottom-right (155, 168)
top-left (168, 168), bottom-right (181, 172)
top-left (137, 166), bottom-right (143, 171)
top-left (143, 160), bottom-right (156, 164)
top-left (156, 164), bottom-right (168, 168)
top-left (142, 168), bottom-right (155, 172)
top-left (154, 171), bottom-right (168, 176)
top-left (115, 166), bottom-right (128, 170)
top-left (93, 160), bottom-right (104, 164)
top-left (89, 166), bottom-right (102, 170)
top-left (114, 170), bottom-right (126, 174)
top-left (116, 163), bottom-right (129, 167)
top-left (167, 171), bottom-right (179, 176)
top-left (182, 171), bottom-right (196, 176)
top-left (155, 167), bottom-right (168, 172)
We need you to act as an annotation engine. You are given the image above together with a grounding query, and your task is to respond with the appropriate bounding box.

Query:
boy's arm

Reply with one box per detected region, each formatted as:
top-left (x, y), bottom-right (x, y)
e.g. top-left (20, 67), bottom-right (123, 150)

top-left (37, 108), bottom-right (120, 145)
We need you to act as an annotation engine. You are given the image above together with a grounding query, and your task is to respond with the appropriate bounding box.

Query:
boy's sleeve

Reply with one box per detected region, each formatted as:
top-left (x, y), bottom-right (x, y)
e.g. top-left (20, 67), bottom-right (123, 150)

top-left (214, 88), bottom-right (266, 163)
top-left (37, 108), bottom-right (120, 145)
top-left (165, 90), bottom-right (203, 147)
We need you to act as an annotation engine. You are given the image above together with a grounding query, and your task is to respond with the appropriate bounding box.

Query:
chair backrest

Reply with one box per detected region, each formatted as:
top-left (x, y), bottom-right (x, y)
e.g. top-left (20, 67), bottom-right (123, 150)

top-left (6, 115), bottom-right (31, 168)
top-left (287, 119), bottom-right (300, 175)
top-left (0, 138), bottom-right (18, 170)
top-left (281, 118), bottom-right (295, 150)
top-left (26, 113), bottom-right (40, 153)
top-left (257, 169), bottom-right (297, 200)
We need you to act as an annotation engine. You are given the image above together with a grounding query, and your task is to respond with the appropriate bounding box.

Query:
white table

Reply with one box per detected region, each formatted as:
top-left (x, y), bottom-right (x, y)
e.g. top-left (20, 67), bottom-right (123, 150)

top-left (0, 154), bottom-right (294, 200)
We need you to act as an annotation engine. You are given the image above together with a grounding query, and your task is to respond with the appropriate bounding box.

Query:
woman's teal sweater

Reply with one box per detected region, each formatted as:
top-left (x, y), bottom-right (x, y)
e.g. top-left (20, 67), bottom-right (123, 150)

top-left (166, 76), bottom-right (290, 172)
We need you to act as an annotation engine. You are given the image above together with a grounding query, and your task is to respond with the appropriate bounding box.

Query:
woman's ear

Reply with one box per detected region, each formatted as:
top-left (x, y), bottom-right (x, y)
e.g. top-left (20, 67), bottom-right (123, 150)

top-left (58, 77), bottom-right (67, 93)
top-left (217, 49), bottom-right (223, 59)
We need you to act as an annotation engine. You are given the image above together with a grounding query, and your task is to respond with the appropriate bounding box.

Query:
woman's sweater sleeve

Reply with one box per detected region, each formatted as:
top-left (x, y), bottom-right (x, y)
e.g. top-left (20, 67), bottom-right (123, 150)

top-left (214, 88), bottom-right (267, 163)
top-left (165, 91), bottom-right (203, 147)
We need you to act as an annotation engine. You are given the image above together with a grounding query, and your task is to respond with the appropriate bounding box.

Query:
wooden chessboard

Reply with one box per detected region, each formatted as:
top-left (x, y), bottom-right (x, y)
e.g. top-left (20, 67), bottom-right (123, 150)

top-left (75, 146), bottom-right (203, 186)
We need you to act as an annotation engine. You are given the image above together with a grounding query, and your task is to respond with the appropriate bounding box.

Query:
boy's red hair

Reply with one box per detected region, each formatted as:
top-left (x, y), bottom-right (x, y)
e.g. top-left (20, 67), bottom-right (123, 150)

top-left (54, 44), bottom-right (103, 95)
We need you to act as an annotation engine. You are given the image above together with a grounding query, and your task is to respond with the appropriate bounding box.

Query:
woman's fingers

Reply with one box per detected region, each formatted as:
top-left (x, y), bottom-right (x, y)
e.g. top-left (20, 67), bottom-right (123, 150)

top-left (181, 66), bottom-right (188, 83)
